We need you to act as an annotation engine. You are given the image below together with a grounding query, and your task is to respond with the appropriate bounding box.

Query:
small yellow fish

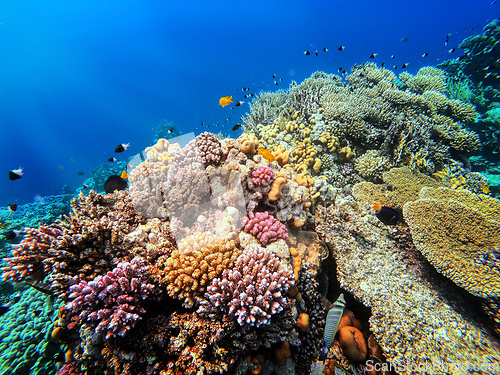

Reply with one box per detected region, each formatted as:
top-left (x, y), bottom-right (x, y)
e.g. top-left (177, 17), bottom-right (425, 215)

top-left (121, 171), bottom-right (129, 179)
top-left (0, 222), bottom-right (11, 230)
top-left (482, 184), bottom-right (490, 195)
top-left (219, 95), bottom-right (233, 108)
top-left (258, 147), bottom-right (276, 162)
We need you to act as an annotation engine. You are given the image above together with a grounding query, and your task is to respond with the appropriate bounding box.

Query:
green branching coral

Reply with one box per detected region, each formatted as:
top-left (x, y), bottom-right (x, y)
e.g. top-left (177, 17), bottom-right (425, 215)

top-left (431, 115), bottom-right (481, 153)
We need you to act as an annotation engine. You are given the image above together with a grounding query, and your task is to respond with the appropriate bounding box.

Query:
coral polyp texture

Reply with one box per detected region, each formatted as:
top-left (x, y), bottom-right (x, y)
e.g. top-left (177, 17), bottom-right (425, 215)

top-left (200, 244), bottom-right (295, 328)
top-left (65, 257), bottom-right (154, 339)
top-left (242, 211), bottom-right (289, 245)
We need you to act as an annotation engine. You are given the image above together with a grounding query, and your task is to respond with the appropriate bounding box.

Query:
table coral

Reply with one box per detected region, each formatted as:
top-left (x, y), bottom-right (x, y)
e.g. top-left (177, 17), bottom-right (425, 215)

top-left (200, 243), bottom-right (295, 328)
top-left (242, 211), bottom-right (288, 245)
top-left (403, 187), bottom-right (500, 299)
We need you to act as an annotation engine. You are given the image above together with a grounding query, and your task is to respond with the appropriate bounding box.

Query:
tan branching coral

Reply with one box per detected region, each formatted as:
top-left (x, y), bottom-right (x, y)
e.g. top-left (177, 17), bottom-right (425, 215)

top-left (292, 138), bottom-right (318, 170)
top-left (403, 66), bottom-right (447, 94)
top-left (272, 145), bottom-right (291, 166)
top-left (354, 150), bottom-right (391, 180)
top-left (269, 173), bottom-right (287, 201)
top-left (448, 99), bottom-right (479, 123)
top-left (159, 239), bottom-right (242, 307)
top-left (318, 132), bottom-right (340, 153)
top-left (403, 187), bottom-right (500, 299)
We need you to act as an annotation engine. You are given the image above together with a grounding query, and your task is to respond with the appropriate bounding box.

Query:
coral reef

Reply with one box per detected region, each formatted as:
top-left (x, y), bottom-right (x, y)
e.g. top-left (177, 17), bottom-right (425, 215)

top-left (3, 190), bottom-right (144, 298)
top-left (243, 64), bottom-right (481, 184)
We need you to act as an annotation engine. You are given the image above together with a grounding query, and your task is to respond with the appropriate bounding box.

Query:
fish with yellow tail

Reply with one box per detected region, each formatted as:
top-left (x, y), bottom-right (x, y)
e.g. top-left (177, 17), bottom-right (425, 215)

top-left (219, 95), bottom-right (233, 107)
top-left (319, 293), bottom-right (346, 361)
top-left (258, 147), bottom-right (276, 162)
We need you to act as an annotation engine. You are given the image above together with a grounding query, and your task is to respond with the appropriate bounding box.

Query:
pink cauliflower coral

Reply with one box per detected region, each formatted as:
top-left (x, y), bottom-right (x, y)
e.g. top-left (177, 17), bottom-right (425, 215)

top-left (242, 211), bottom-right (288, 245)
top-left (251, 166), bottom-right (274, 187)
top-left (200, 244), bottom-right (295, 328)
top-left (65, 257), bottom-right (154, 339)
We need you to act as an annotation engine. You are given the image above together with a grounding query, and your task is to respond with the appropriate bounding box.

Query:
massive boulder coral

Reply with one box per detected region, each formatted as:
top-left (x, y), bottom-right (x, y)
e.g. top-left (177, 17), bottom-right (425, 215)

top-left (403, 187), bottom-right (500, 299)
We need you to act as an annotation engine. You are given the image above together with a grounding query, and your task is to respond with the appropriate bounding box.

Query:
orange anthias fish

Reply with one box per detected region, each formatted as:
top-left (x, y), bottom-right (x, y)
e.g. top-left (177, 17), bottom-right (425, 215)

top-left (258, 147), bottom-right (276, 162)
top-left (219, 95), bottom-right (233, 107)
top-left (121, 171), bottom-right (129, 179)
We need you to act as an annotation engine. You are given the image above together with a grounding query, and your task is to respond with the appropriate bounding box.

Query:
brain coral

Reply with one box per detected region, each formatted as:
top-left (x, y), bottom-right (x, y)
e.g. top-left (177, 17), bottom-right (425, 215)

top-left (403, 187), bottom-right (500, 299)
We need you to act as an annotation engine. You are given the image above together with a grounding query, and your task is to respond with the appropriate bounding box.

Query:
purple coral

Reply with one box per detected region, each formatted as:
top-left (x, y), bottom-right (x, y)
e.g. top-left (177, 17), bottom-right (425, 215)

top-left (251, 166), bottom-right (274, 187)
top-left (201, 245), bottom-right (295, 328)
top-left (65, 257), bottom-right (154, 339)
top-left (242, 211), bottom-right (288, 245)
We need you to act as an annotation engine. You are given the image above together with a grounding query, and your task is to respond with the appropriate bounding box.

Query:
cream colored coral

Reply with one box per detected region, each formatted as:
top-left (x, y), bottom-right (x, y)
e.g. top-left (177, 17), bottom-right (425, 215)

top-left (355, 150), bottom-right (391, 179)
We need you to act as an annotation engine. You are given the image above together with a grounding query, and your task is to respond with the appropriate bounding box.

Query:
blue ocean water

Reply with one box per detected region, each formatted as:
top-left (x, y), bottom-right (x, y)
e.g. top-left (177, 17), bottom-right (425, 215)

top-left (0, 0), bottom-right (497, 207)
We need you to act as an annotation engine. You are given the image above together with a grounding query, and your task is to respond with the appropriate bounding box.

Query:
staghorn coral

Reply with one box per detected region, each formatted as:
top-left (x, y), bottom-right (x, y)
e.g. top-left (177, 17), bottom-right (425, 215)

top-left (159, 239), bottom-right (242, 307)
top-left (200, 243), bottom-right (295, 328)
top-left (243, 90), bottom-right (289, 134)
top-left (65, 257), bottom-right (154, 340)
top-left (403, 187), bottom-right (500, 300)
top-left (242, 211), bottom-right (288, 245)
